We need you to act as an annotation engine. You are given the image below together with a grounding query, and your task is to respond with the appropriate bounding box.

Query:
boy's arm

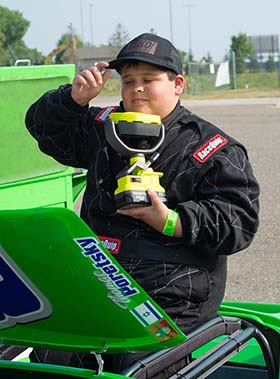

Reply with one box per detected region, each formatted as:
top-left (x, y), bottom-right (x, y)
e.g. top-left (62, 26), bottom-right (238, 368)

top-left (117, 189), bottom-right (183, 238)
top-left (25, 62), bottom-right (111, 168)
top-left (176, 145), bottom-right (260, 255)
top-left (25, 86), bottom-right (91, 168)
top-left (118, 145), bottom-right (260, 257)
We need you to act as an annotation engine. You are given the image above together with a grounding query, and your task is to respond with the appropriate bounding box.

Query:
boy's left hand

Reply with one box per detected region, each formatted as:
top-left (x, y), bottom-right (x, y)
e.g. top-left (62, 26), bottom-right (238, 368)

top-left (117, 189), bottom-right (182, 238)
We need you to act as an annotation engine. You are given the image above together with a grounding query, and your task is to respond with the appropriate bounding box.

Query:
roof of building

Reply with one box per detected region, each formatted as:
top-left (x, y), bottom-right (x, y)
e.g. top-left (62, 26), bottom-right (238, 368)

top-left (75, 46), bottom-right (119, 60)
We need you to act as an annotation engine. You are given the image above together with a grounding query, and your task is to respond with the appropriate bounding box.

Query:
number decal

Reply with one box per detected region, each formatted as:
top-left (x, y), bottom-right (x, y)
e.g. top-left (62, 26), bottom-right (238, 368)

top-left (0, 247), bottom-right (52, 329)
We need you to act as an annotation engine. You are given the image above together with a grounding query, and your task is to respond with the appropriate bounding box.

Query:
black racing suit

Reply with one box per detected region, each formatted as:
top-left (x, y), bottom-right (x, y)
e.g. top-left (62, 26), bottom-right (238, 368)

top-left (25, 85), bottom-right (260, 372)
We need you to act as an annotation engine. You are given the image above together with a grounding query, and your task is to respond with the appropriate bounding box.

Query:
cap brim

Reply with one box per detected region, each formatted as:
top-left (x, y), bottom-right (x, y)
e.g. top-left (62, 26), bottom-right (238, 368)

top-left (108, 56), bottom-right (179, 75)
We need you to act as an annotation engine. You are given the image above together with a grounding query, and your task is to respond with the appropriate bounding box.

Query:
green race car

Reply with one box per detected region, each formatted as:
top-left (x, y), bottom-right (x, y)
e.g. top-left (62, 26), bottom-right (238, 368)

top-left (0, 207), bottom-right (279, 379)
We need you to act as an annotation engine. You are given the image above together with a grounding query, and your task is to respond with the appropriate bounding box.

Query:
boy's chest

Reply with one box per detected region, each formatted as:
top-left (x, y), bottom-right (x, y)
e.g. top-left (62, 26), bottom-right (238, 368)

top-left (86, 124), bottom-right (198, 201)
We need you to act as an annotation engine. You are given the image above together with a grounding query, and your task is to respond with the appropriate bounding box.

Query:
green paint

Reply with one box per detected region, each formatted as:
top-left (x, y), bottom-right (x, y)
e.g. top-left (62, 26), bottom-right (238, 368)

top-left (0, 64), bottom-right (86, 210)
top-left (0, 207), bottom-right (186, 352)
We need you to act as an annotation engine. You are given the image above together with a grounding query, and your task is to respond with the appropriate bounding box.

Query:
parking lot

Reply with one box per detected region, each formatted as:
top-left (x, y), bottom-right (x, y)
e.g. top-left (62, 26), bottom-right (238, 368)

top-left (92, 96), bottom-right (280, 304)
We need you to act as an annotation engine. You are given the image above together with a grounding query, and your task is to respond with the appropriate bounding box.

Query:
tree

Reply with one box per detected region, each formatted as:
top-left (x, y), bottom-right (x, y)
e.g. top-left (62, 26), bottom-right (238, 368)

top-left (0, 5), bottom-right (43, 66)
top-left (178, 49), bottom-right (187, 67)
top-left (205, 52), bottom-right (213, 64)
top-left (0, 30), bottom-right (6, 65)
top-left (248, 55), bottom-right (260, 73)
top-left (54, 29), bottom-right (84, 64)
top-left (265, 55), bottom-right (277, 72)
top-left (184, 50), bottom-right (195, 76)
top-left (187, 50), bottom-right (194, 63)
top-left (230, 32), bottom-right (254, 73)
top-left (108, 23), bottom-right (129, 49)
top-left (13, 40), bottom-right (44, 64)
top-left (0, 6), bottom-right (29, 49)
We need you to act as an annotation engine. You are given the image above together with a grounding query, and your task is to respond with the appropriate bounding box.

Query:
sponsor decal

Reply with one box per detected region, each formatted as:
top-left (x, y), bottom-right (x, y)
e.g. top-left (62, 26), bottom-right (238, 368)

top-left (98, 235), bottom-right (121, 255)
top-left (75, 237), bottom-right (139, 309)
top-left (148, 319), bottom-right (178, 342)
top-left (193, 134), bottom-right (228, 163)
top-left (130, 301), bottom-right (162, 327)
top-left (125, 39), bottom-right (158, 55)
top-left (0, 247), bottom-right (52, 330)
top-left (95, 106), bottom-right (118, 122)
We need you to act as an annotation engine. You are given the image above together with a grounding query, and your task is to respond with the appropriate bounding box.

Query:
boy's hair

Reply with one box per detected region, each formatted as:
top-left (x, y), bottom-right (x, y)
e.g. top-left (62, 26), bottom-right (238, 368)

top-left (118, 60), bottom-right (177, 81)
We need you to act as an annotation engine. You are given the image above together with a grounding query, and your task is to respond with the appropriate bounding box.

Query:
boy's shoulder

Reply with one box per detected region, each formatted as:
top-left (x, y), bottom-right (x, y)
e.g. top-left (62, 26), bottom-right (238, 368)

top-left (89, 105), bottom-right (121, 123)
top-left (177, 107), bottom-right (247, 164)
top-left (177, 108), bottom-right (227, 139)
top-left (92, 105), bottom-right (120, 122)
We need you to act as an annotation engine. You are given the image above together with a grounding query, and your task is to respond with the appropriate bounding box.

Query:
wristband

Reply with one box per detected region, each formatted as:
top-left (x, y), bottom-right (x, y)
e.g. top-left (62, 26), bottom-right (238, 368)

top-left (162, 209), bottom-right (179, 236)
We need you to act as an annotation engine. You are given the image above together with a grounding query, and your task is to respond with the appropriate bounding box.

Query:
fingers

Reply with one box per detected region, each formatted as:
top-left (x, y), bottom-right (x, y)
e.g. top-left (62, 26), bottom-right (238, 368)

top-left (147, 188), bottom-right (161, 206)
top-left (71, 63), bottom-right (111, 106)
top-left (117, 206), bottom-right (143, 218)
top-left (77, 66), bottom-right (104, 87)
top-left (117, 189), bottom-right (162, 215)
top-left (75, 61), bottom-right (110, 87)
top-left (117, 189), bottom-right (168, 228)
top-left (116, 190), bottom-right (154, 216)
top-left (94, 61), bottom-right (110, 72)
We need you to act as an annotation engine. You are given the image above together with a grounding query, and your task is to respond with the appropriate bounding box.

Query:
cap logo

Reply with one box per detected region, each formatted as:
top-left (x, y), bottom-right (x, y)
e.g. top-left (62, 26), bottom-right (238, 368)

top-left (125, 39), bottom-right (158, 55)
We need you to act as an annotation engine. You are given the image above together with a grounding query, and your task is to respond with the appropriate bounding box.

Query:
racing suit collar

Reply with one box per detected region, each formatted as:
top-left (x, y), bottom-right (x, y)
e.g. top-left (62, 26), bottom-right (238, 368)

top-left (162, 101), bottom-right (183, 129)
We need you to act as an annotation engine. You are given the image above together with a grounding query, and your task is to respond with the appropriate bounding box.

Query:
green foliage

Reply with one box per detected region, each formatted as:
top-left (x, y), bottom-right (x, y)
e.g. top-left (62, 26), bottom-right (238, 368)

top-left (189, 73), bottom-right (217, 94)
top-left (102, 76), bottom-right (121, 96)
top-left (205, 52), bottom-right (213, 64)
top-left (178, 49), bottom-right (187, 67)
top-left (0, 6), bottom-right (29, 49)
top-left (0, 29), bottom-right (5, 47)
top-left (265, 55), bottom-right (277, 72)
top-left (0, 5), bottom-right (43, 66)
top-left (55, 32), bottom-right (84, 64)
top-left (104, 71), bottom-right (279, 98)
top-left (184, 51), bottom-right (195, 76)
top-left (14, 41), bottom-right (44, 64)
top-left (185, 70), bottom-right (279, 96)
top-left (57, 33), bottom-right (84, 49)
top-left (230, 32), bottom-right (254, 73)
top-left (187, 50), bottom-right (194, 62)
top-left (248, 56), bottom-right (261, 72)
top-left (235, 71), bottom-right (278, 89)
top-left (108, 23), bottom-right (130, 49)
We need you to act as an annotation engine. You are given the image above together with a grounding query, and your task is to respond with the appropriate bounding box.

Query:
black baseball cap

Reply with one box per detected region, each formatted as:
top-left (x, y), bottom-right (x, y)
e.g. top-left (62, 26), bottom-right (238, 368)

top-left (108, 33), bottom-right (183, 75)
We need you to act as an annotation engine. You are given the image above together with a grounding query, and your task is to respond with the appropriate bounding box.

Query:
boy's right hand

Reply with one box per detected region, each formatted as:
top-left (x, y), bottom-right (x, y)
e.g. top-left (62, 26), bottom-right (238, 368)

top-left (71, 61), bottom-right (111, 107)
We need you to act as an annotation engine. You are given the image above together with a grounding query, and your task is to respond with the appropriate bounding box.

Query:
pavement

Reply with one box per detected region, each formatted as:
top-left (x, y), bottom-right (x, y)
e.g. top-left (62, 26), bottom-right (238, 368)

top-left (183, 97), bottom-right (280, 304)
top-left (88, 96), bottom-right (280, 304)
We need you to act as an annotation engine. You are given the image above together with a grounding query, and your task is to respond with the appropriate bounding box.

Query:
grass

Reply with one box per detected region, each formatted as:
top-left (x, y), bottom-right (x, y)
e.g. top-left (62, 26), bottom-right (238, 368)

top-left (182, 87), bottom-right (280, 100)
top-left (103, 71), bottom-right (280, 99)
top-left (236, 71), bottom-right (279, 89)
top-left (190, 71), bottom-right (280, 98)
top-left (102, 76), bottom-right (121, 96)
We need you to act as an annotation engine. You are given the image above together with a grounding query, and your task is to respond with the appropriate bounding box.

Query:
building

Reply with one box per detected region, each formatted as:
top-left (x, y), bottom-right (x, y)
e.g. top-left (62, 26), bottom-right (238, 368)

top-left (63, 46), bottom-right (119, 72)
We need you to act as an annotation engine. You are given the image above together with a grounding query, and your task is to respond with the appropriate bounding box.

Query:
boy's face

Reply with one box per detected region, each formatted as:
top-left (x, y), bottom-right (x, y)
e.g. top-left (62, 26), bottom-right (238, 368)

top-left (120, 62), bottom-right (184, 119)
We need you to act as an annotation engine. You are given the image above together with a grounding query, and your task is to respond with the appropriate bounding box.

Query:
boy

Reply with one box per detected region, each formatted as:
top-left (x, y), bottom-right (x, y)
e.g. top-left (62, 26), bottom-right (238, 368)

top-left (25, 33), bottom-right (259, 373)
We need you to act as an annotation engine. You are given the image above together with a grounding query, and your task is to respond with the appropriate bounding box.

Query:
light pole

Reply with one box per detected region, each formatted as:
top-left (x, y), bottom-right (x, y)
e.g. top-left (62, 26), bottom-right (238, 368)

top-left (169, 0), bottom-right (174, 43)
top-left (184, 4), bottom-right (194, 57)
top-left (183, 4), bottom-right (195, 94)
top-left (80, 0), bottom-right (84, 43)
top-left (89, 2), bottom-right (94, 46)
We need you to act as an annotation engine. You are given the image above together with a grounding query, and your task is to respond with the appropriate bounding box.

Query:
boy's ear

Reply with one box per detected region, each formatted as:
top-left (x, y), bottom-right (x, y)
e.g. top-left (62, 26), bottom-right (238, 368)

top-left (174, 75), bottom-right (185, 95)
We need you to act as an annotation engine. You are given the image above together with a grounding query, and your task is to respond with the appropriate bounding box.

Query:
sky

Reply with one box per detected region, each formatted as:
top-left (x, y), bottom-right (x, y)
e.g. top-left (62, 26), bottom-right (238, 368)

top-left (1, 0), bottom-right (280, 62)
